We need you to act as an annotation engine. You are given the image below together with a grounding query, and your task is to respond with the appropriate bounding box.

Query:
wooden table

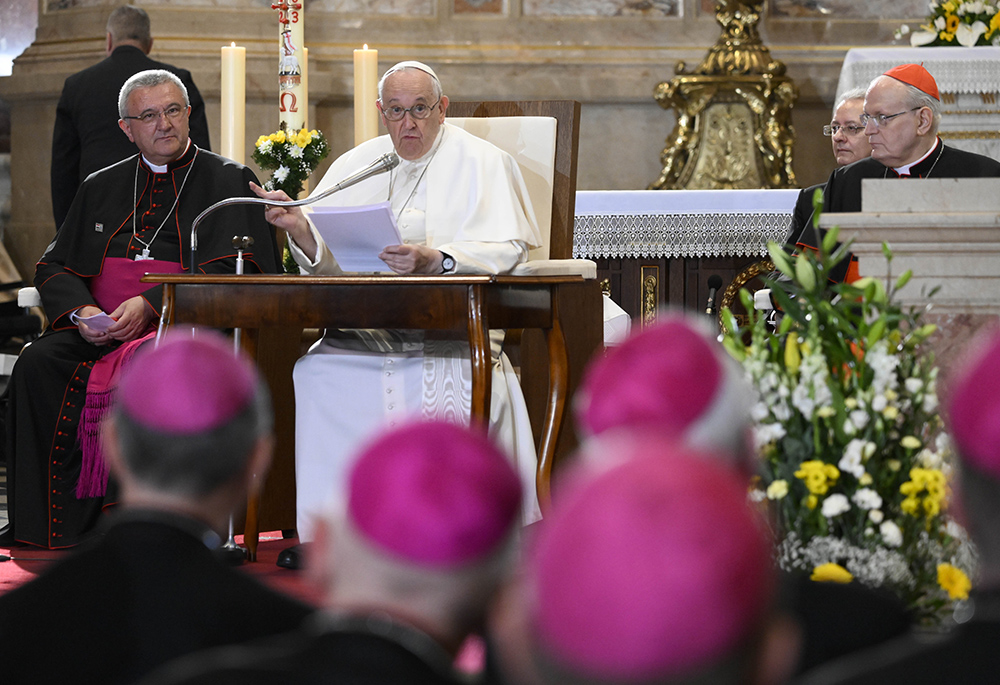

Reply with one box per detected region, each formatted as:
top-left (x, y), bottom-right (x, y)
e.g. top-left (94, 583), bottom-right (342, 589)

top-left (142, 273), bottom-right (601, 559)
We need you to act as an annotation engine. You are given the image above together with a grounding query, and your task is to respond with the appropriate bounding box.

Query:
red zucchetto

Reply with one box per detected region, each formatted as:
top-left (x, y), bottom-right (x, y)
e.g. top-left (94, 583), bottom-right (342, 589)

top-left (883, 63), bottom-right (941, 101)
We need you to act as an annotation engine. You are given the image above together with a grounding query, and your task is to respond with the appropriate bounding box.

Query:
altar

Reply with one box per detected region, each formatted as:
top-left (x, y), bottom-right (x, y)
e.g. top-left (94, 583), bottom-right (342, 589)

top-left (837, 46), bottom-right (1000, 161)
top-left (573, 189), bottom-right (798, 324)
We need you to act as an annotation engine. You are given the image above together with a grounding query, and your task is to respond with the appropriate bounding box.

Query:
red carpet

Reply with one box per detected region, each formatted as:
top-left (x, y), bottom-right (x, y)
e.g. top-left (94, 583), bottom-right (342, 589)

top-left (0, 532), bottom-right (324, 608)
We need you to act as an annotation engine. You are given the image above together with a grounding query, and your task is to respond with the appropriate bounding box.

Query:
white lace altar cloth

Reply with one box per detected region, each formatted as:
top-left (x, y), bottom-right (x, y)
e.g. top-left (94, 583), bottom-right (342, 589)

top-left (572, 189), bottom-right (798, 259)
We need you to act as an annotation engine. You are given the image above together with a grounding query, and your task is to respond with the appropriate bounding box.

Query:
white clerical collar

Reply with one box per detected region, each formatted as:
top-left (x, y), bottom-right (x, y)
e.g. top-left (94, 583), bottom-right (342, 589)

top-left (893, 137), bottom-right (939, 176)
top-left (141, 139), bottom-right (192, 174)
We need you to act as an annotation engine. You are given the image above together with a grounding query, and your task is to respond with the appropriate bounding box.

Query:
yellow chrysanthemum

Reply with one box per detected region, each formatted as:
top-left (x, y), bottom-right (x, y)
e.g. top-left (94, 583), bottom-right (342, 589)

top-left (272, 130), bottom-right (286, 144)
top-left (766, 480), bottom-right (789, 500)
top-left (255, 135), bottom-right (268, 147)
top-left (937, 563), bottom-right (971, 600)
top-left (795, 460), bottom-right (840, 496)
top-left (811, 563), bottom-right (854, 584)
top-left (900, 468), bottom-right (948, 520)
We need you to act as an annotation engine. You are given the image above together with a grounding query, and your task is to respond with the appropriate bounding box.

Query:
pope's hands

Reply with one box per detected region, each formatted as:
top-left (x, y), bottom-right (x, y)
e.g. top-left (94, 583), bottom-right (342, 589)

top-left (379, 244), bottom-right (445, 275)
top-left (251, 182), bottom-right (318, 261)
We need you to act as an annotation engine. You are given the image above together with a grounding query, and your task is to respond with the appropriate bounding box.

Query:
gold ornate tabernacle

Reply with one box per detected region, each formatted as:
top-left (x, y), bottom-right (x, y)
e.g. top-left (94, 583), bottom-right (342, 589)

top-left (650, 1), bottom-right (798, 190)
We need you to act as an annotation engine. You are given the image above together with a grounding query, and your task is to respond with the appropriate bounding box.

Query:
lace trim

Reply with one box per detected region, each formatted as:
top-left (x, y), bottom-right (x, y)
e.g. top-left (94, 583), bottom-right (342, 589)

top-left (572, 211), bottom-right (789, 259)
top-left (840, 54), bottom-right (1000, 96)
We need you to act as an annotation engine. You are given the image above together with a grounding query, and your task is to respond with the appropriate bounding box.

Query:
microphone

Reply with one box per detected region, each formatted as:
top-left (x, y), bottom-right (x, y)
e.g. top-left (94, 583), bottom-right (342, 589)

top-left (705, 275), bottom-right (723, 316)
top-left (188, 152), bottom-right (400, 273)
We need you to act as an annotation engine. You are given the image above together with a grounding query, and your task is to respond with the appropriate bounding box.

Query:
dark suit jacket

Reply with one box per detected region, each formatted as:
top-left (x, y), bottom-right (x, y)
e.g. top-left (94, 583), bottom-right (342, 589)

top-left (0, 511), bottom-right (314, 685)
top-left (785, 183), bottom-right (825, 250)
top-left (138, 614), bottom-right (464, 685)
top-left (816, 141), bottom-right (1000, 281)
top-left (793, 589), bottom-right (1000, 684)
top-left (50, 45), bottom-right (212, 227)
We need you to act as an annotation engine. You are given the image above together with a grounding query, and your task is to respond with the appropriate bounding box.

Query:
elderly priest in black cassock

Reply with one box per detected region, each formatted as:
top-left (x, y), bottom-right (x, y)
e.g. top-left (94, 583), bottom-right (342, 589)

top-left (808, 63), bottom-right (1000, 283)
top-left (2, 69), bottom-right (280, 549)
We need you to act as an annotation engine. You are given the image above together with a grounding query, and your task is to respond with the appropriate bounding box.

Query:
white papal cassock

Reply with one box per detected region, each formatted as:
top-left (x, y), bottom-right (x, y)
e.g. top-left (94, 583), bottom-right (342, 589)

top-left (288, 123), bottom-right (544, 541)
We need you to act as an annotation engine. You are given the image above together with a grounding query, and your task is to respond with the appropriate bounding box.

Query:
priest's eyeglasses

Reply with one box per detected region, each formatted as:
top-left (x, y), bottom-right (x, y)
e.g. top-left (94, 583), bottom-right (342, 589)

top-left (859, 107), bottom-right (922, 130)
top-left (823, 124), bottom-right (865, 137)
top-left (122, 105), bottom-right (188, 126)
top-left (379, 99), bottom-right (441, 122)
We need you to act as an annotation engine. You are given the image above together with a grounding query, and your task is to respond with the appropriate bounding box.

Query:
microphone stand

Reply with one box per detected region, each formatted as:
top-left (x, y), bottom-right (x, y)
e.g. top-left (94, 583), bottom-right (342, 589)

top-left (217, 235), bottom-right (255, 566)
top-left (187, 152), bottom-right (400, 274)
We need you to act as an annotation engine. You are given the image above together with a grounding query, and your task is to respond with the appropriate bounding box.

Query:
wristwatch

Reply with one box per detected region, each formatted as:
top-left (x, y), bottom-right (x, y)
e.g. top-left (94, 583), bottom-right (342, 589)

top-left (440, 252), bottom-right (455, 273)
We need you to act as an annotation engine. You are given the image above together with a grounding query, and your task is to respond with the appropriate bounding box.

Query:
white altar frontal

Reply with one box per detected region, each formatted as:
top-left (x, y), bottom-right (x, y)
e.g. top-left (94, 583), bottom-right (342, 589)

top-left (573, 189), bottom-right (799, 260)
top-left (837, 46), bottom-right (1000, 162)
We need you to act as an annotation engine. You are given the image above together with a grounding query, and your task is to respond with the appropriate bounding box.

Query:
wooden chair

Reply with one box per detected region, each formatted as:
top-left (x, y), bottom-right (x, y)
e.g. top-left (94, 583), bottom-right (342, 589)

top-left (446, 100), bottom-right (602, 492)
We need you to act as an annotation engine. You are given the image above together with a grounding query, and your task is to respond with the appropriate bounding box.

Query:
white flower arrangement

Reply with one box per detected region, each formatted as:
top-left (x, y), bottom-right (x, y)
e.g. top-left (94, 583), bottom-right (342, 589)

top-left (722, 201), bottom-right (976, 624)
top-left (896, 0), bottom-right (1000, 46)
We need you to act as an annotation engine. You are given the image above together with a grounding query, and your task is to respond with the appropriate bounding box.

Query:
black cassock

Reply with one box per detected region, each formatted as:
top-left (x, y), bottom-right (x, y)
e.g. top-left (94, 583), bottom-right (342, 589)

top-left (6, 144), bottom-right (280, 548)
top-left (813, 140), bottom-right (1000, 282)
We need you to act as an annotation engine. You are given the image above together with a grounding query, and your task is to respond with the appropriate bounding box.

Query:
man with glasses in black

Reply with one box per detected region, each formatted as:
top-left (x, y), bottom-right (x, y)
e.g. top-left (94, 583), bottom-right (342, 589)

top-left (254, 61), bottom-right (543, 570)
top-left (818, 63), bottom-right (1000, 282)
top-left (785, 86), bottom-right (872, 281)
top-left (3, 69), bottom-right (280, 549)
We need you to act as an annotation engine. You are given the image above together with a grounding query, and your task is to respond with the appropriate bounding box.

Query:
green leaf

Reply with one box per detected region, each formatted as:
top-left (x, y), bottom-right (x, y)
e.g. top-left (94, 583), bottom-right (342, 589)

top-left (721, 334), bottom-right (746, 362)
top-left (795, 253), bottom-right (817, 293)
top-left (868, 317), bottom-right (886, 346)
top-left (811, 186), bottom-right (825, 228)
top-left (768, 242), bottom-right (795, 279)
top-left (882, 242), bottom-right (894, 262)
top-left (895, 270), bottom-right (913, 291)
top-left (778, 311), bottom-right (794, 335)
top-left (821, 224), bottom-right (841, 255)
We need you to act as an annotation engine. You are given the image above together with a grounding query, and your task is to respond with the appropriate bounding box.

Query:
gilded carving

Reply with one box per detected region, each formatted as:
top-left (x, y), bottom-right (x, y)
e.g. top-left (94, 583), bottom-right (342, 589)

top-left (641, 268), bottom-right (659, 328)
top-left (650, 1), bottom-right (797, 191)
top-left (718, 258), bottom-right (773, 331)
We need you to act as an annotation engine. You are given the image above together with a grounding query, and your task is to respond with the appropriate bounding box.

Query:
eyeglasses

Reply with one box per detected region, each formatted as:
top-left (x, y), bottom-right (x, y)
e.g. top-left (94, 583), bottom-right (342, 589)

top-left (859, 107), bottom-right (922, 130)
top-left (379, 99), bottom-right (441, 122)
top-left (823, 124), bottom-right (866, 137)
top-left (122, 105), bottom-right (188, 126)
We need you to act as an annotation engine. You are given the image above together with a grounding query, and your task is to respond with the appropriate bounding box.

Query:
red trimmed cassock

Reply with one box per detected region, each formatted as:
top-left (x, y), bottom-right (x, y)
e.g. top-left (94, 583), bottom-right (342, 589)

top-left (5, 144), bottom-right (280, 548)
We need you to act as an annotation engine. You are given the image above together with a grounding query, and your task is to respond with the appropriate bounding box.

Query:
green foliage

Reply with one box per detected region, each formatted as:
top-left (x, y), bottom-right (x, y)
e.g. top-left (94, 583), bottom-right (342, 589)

top-left (722, 214), bottom-right (975, 625)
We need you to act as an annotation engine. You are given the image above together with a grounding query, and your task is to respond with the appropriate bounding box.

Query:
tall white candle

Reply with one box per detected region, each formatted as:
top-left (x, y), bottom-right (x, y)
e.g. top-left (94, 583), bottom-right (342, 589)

top-left (220, 43), bottom-right (246, 164)
top-left (354, 45), bottom-right (378, 145)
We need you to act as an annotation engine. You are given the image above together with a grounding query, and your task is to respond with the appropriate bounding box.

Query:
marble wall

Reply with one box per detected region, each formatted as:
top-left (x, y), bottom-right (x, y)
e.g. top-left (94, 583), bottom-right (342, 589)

top-left (0, 0), bottom-right (927, 280)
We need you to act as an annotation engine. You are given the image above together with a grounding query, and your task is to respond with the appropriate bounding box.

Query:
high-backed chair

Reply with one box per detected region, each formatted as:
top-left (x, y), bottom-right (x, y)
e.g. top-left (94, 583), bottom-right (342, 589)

top-left (447, 101), bottom-right (602, 492)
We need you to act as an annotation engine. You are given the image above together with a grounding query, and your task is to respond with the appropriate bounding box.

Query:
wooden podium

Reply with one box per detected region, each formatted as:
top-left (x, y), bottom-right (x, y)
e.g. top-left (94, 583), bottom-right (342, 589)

top-left (142, 273), bottom-right (602, 559)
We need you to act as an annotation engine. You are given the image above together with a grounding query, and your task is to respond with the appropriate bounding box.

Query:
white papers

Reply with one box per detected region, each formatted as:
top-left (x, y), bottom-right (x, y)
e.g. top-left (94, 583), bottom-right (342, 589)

top-left (308, 201), bottom-right (402, 273)
top-left (75, 312), bottom-right (116, 332)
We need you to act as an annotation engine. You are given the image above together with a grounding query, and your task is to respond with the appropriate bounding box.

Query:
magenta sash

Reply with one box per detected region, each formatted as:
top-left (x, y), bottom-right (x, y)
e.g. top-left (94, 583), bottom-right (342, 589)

top-left (77, 258), bottom-right (182, 498)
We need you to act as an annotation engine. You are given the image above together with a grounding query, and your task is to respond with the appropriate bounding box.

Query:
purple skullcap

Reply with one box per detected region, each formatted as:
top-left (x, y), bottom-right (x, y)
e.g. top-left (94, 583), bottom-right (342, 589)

top-left (348, 420), bottom-right (522, 568)
top-left (117, 330), bottom-right (257, 434)
top-left (946, 326), bottom-right (1000, 478)
top-left (529, 440), bottom-right (774, 681)
top-left (574, 313), bottom-right (751, 455)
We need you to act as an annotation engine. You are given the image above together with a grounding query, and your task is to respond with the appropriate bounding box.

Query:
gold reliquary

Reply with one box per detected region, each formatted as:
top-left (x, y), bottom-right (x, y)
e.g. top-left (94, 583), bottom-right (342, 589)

top-left (651, 1), bottom-right (798, 190)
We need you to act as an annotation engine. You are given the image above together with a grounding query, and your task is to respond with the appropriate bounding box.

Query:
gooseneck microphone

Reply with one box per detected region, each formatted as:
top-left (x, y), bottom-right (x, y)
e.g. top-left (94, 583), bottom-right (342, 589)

top-left (705, 274), bottom-right (723, 316)
top-left (187, 152), bottom-right (400, 273)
